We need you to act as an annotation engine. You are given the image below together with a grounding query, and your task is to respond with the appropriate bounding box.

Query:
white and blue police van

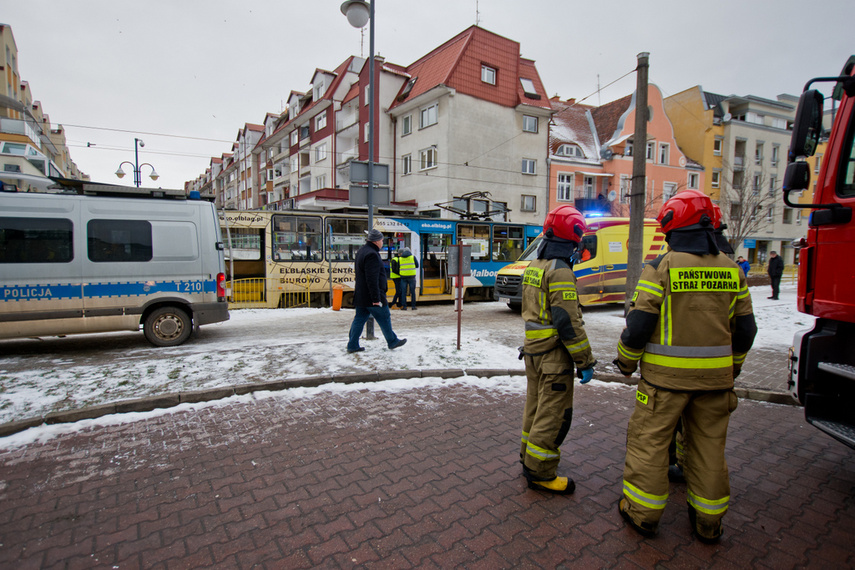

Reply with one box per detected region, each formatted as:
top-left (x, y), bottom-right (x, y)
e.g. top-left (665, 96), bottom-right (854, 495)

top-left (0, 179), bottom-right (229, 347)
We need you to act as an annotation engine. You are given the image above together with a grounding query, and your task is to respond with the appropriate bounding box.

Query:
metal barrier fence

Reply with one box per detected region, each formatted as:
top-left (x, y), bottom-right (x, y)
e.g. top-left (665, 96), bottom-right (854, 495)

top-left (751, 264), bottom-right (798, 283)
top-left (226, 278), bottom-right (311, 309)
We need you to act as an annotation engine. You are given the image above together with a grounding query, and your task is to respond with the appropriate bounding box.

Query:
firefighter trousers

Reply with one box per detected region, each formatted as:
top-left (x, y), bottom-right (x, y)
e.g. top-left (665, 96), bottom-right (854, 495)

top-left (623, 378), bottom-right (738, 530)
top-left (520, 347), bottom-right (575, 480)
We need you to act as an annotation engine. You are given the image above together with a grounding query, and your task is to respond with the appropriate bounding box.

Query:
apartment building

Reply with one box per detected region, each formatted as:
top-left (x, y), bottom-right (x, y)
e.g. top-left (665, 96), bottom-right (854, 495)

top-left (548, 84), bottom-right (703, 218)
top-left (193, 26), bottom-right (552, 223)
top-left (0, 24), bottom-right (86, 191)
top-left (665, 87), bottom-right (802, 265)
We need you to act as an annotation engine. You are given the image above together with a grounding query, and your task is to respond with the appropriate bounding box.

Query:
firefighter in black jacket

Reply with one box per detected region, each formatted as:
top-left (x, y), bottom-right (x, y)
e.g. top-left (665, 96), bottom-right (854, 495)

top-left (615, 190), bottom-right (757, 542)
top-left (519, 205), bottom-right (596, 494)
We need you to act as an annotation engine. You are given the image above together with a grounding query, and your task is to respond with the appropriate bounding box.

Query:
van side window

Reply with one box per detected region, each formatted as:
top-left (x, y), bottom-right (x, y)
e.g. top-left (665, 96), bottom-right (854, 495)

top-left (0, 217), bottom-right (73, 263)
top-left (87, 219), bottom-right (153, 262)
top-left (581, 235), bottom-right (597, 260)
top-left (838, 114), bottom-right (855, 197)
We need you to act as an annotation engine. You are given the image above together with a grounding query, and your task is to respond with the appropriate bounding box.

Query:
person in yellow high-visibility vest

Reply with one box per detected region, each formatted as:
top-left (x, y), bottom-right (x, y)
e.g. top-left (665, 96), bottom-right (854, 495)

top-left (614, 190), bottom-right (757, 543)
top-left (389, 250), bottom-right (402, 310)
top-left (397, 247), bottom-right (419, 310)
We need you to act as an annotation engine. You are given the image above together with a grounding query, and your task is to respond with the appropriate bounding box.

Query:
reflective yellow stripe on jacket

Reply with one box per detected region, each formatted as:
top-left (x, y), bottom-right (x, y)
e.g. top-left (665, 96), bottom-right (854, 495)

top-left (641, 343), bottom-right (733, 369)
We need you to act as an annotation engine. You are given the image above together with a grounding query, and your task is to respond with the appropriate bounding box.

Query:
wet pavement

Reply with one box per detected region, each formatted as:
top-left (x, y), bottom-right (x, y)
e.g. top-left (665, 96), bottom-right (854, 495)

top-left (0, 377), bottom-right (853, 569)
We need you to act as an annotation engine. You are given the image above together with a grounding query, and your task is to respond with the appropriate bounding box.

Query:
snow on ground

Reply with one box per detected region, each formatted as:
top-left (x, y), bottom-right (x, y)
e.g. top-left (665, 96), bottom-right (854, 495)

top-left (0, 283), bottom-right (809, 445)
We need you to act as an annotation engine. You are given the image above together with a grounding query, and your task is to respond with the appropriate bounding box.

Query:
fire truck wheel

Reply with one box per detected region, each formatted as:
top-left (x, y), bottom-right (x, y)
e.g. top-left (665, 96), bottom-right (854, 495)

top-left (144, 306), bottom-right (192, 347)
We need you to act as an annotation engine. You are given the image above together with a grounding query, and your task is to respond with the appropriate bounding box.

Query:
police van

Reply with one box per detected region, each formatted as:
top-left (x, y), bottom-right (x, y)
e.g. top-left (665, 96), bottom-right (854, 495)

top-left (494, 218), bottom-right (665, 310)
top-left (0, 180), bottom-right (229, 347)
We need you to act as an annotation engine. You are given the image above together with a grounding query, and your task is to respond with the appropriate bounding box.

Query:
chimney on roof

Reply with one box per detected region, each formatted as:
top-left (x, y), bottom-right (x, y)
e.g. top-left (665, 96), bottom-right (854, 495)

top-left (375, 55), bottom-right (385, 65)
top-left (550, 95), bottom-right (562, 102)
top-left (566, 98), bottom-right (576, 105)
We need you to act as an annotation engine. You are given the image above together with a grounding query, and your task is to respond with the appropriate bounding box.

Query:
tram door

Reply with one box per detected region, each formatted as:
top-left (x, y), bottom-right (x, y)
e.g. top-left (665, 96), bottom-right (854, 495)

top-left (420, 232), bottom-right (451, 295)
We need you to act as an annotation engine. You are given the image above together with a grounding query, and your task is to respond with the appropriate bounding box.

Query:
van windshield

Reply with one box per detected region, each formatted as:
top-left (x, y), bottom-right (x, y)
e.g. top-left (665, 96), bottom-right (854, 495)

top-left (515, 234), bottom-right (597, 263)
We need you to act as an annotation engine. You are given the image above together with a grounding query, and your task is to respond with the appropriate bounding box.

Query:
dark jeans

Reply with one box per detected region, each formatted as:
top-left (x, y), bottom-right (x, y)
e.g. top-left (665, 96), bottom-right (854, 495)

top-left (770, 275), bottom-right (781, 299)
top-left (391, 278), bottom-right (402, 307)
top-left (347, 305), bottom-right (400, 350)
top-left (401, 276), bottom-right (417, 308)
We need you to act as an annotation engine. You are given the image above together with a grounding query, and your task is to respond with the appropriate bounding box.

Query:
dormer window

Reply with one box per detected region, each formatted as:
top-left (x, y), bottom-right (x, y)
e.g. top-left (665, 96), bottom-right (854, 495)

top-left (481, 65), bottom-right (496, 85)
top-left (556, 144), bottom-right (585, 159)
top-left (398, 77), bottom-right (418, 101)
top-left (520, 78), bottom-right (540, 99)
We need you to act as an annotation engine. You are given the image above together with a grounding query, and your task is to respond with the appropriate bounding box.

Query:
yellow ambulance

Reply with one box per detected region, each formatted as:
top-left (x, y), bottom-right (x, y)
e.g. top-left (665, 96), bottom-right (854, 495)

top-left (493, 218), bottom-right (665, 310)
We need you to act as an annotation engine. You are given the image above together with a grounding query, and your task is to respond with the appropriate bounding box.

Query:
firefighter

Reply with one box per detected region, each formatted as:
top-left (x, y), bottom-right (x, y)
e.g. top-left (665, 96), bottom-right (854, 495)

top-left (668, 203), bottom-right (735, 484)
top-left (519, 204), bottom-right (597, 494)
top-left (614, 190), bottom-right (757, 542)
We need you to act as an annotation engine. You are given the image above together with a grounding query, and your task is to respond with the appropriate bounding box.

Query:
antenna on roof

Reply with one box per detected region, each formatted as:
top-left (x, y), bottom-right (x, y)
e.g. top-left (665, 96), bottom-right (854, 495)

top-left (476, 0), bottom-right (480, 25)
top-left (597, 74), bottom-right (601, 106)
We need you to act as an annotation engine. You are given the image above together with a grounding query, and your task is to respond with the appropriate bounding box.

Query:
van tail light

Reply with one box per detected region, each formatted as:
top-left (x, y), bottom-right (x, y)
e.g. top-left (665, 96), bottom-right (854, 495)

top-left (217, 273), bottom-right (227, 298)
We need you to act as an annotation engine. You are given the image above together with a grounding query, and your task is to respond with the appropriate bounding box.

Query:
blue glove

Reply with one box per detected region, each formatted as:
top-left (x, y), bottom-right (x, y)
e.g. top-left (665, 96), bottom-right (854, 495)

top-left (578, 366), bottom-right (594, 384)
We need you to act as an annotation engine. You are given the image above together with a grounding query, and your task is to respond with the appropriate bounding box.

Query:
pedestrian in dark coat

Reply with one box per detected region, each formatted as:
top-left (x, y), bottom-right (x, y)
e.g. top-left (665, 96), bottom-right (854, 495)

top-left (767, 251), bottom-right (784, 300)
top-left (346, 229), bottom-right (407, 353)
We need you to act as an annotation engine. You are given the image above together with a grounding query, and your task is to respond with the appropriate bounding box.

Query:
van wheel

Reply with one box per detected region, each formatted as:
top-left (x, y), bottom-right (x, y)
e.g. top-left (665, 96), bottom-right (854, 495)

top-left (144, 307), bottom-right (192, 347)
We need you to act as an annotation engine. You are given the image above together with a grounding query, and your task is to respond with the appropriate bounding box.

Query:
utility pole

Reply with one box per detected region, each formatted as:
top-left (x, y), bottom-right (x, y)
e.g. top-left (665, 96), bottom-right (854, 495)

top-left (625, 52), bottom-right (649, 315)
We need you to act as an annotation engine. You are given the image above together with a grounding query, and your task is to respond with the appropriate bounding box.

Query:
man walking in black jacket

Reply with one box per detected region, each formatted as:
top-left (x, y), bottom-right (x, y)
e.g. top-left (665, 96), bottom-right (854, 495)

top-left (767, 251), bottom-right (784, 300)
top-left (346, 229), bottom-right (407, 353)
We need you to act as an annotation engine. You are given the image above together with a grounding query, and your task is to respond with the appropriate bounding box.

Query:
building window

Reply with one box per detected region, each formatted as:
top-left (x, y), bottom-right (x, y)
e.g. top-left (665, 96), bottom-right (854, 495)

top-left (659, 143), bottom-right (670, 165)
top-left (767, 204), bottom-right (774, 222)
top-left (521, 158), bottom-right (536, 175)
top-left (663, 183), bottom-right (677, 202)
top-left (815, 154), bottom-right (823, 174)
top-left (291, 156), bottom-right (299, 172)
top-left (771, 145), bottom-right (780, 166)
top-left (783, 207), bottom-right (793, 224)
top-left (620, 176), bottom-right (631, 203)
top-left (688, 172), bottom-right (699, 189)
top-left (557, 173), bottom-right (573, 201)
top-left (420, 104), bottom-right (438, 128)
top-left (646, 141), bottom-right (655, 161)
top-left (523, 115), bottom-right (538, 133)
top-left (713, 138), bottom-right (723, 156)
top-left (520, 78), bottom-right (538, 97)
top-left (521, 195), bottom-right (536, 211)
top-left (315, 174), bottom-right (326, 190)
top-left (556, 144), bottom-right (584, 158)
top-left (755, 142), bottom-right (764, 165)
top-left (481, 65), bottom-right (496, 85)
top-left (315, 143), bottom-right (327, 163)
top-left (3, 164), bottom-right (21, 173)
top-left (583, 176), bottom-right (595, 198)
top-left (711, 171), bottom-right (721, 188)
top-left (402, 114), bottom-right (412, 136)
top-left (420, 147), bottom-right (437, 170)
top-left (753, 173), bottom-right (762, 195)
top-left (769, 175), bottom-right (777, 197)
top-left (315, 113), bottom-right (327, 131)
top-left (625, 140), bottom-right (633, 157)
top-left (290, 131), bottom-right (298, 146)
top-left (364, 85), bottom-right (370, 106)
top-left (402, 154), bottom-right (412, 175)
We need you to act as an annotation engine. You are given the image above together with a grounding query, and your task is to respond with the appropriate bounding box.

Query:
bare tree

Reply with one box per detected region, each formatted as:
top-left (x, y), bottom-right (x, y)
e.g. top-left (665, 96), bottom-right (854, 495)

top-left (718, 163), bottom-right (777, 253)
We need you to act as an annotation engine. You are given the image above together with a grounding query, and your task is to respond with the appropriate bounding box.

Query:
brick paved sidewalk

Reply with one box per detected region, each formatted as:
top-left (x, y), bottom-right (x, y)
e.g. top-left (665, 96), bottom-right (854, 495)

top-left (0, 379), bottom-right (852, 569)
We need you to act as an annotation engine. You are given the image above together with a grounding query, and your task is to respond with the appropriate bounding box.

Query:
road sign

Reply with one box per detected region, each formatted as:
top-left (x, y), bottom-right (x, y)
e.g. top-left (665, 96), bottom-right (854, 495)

top-left (349, 185), bottom-right (390, 207)
top-left (349, 161), bottom-right (389, 186)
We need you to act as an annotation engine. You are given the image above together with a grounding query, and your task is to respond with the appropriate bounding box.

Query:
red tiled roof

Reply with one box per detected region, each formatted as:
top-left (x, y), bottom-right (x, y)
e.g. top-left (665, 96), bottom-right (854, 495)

top-left (549, 99), bottom-right (599, 158)
top-left (590, 94), bottom-right (632, 146)
top-left (390, 26), bottom-right (550, 111)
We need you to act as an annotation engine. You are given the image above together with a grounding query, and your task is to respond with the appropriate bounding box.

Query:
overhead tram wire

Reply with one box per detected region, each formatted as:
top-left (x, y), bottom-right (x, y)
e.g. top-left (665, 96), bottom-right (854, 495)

top-left (59, 123), bottom-right (234, 144)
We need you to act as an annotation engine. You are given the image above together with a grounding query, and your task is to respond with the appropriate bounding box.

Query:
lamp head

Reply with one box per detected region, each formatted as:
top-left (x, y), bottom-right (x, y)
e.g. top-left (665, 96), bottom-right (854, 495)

top-left (115, 167), bottom-right (126, 179)
top-left (149, 169), bottom-right (160, 181)
top-left (341, 0), bottom-right (370, 28)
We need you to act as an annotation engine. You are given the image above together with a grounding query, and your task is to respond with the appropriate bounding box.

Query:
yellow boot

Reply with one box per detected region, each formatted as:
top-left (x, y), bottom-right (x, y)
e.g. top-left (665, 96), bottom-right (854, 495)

top-left (527, 476), bottom-right (575, 495)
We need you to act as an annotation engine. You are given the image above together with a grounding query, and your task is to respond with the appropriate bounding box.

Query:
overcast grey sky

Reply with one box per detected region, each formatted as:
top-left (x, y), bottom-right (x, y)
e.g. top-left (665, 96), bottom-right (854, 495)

top-left (3, 0), bottom-right (853, 190)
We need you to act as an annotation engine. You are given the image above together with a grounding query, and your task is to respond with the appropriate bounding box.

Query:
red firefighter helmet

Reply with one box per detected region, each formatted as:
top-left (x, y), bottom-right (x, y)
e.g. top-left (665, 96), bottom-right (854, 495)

top-left (711, 203), bottom-right (723, 229)
top-left (543, 204), bottom-right (586, 243)
top-left (656, 189), bottom-right (715, 234)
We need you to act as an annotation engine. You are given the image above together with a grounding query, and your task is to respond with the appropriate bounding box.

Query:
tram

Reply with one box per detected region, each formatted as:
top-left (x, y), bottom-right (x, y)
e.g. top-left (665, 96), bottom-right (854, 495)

top-left (218, 210), bottom-right (542, 308)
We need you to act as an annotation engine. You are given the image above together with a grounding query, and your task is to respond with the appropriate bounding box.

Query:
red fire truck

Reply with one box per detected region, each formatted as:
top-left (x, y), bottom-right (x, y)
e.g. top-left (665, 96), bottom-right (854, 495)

top-left (785, 56), bottom-right (855, 448)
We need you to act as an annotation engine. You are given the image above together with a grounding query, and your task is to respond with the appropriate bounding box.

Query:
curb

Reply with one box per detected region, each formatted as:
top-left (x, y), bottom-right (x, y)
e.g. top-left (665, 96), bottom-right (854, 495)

top-left (0, 368), bottom-right (795, 438)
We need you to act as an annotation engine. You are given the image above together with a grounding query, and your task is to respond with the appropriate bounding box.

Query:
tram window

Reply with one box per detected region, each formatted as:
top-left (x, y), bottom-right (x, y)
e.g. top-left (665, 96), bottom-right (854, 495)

top-left (457, 223), bottom-right (490, 259)
top-left (225, 228), bottom-right (262, 261)
top-left (492, 225), bottom-right (524, 261)
top-left (328, 217), bottom-right (368, 261)
top-left (272, 215), bottom-right (322, 261)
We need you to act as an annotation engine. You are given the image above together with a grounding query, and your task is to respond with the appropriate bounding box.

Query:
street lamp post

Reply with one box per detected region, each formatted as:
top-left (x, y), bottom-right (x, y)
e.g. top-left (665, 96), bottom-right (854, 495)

top-left (342, 0), bottom-right (377, 338)
top-left (115, 137), bottom-right (159, 187)
top-left (341, 0), bottom-right (375, 230)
